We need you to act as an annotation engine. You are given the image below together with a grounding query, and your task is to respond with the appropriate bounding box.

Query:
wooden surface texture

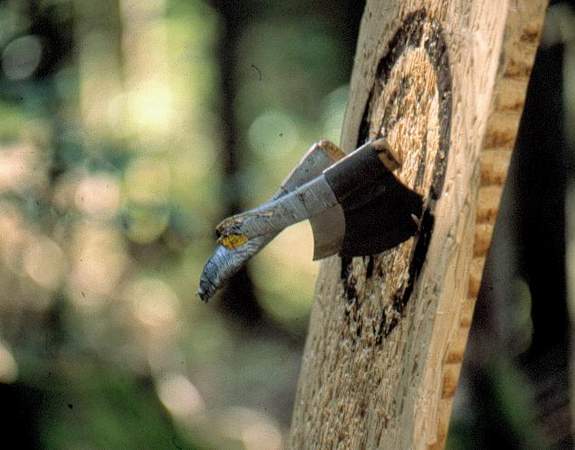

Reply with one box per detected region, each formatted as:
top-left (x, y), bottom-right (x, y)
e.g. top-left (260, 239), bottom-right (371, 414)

top-left (289, 1), bottom-right (547, 448)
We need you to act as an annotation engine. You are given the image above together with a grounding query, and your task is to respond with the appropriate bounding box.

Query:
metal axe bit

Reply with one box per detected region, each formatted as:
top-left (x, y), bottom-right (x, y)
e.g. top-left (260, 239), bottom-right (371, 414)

top-left (198, 138), bottom-right (423, 302)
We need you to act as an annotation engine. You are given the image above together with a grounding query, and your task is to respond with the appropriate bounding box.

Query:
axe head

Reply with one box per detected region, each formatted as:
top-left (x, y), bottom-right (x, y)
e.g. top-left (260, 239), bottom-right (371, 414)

top-left (310, 139), bottom-right (423, 259)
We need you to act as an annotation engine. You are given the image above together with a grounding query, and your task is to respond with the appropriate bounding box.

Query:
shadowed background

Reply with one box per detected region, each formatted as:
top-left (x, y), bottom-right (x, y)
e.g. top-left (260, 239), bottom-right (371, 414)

top-left (0, 0), bottom-right (573, 448)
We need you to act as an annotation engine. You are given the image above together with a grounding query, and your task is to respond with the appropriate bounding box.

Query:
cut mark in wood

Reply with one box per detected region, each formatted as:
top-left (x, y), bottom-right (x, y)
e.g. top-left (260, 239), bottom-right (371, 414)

top-left (342, 9), bottom-right (453, 345)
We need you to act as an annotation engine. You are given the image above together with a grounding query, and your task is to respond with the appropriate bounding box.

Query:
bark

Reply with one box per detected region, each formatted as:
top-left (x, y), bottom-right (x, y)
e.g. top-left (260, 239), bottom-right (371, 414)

top-left (289, 1), bottom-right (547, 448)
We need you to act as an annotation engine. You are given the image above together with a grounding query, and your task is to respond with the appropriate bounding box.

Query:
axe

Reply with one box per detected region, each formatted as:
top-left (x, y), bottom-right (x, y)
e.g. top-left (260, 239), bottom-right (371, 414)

top-left (198, 139), bottom-right (423, 302)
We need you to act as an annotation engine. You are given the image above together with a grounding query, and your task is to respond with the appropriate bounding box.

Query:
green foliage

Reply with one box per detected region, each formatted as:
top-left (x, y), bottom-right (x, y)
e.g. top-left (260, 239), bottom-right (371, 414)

top-left (41, 363), bottom-right (204, 450)
top-left (0, 0), bottom-right (356, 447)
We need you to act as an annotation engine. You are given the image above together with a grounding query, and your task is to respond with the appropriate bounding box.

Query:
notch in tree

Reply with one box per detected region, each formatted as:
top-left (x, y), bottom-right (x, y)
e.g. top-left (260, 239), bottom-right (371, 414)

top-left (288, 1), bottom-right (547, 449)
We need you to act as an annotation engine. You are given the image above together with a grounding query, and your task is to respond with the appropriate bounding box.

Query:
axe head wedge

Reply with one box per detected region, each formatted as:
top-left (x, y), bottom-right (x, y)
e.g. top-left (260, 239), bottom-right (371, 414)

top-left (310, 139), bottom-right (423, 259)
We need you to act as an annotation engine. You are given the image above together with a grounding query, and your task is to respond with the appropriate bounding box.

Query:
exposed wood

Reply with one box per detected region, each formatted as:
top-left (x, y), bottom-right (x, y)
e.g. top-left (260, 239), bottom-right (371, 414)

top-left (289, 1), bottom-right (547, 448)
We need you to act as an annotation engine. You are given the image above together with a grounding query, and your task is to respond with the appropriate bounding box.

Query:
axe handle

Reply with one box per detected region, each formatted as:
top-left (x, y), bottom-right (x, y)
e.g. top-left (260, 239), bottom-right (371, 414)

top-left (217, 175), bottom-right (338, 243)
top-left (216, 139), bottom-right (398, 244)
top-left (198, 141), bottom-right (345, 301)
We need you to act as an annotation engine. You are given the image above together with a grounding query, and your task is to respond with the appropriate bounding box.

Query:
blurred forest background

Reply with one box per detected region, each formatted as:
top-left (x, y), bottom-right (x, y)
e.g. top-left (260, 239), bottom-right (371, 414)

top-left (0, 0), bottom-right (573, 449)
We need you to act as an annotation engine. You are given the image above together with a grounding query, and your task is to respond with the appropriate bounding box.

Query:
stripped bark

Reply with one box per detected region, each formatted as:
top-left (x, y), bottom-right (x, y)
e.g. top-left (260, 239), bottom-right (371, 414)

top-left (289, 1), bottom-right (547, 448)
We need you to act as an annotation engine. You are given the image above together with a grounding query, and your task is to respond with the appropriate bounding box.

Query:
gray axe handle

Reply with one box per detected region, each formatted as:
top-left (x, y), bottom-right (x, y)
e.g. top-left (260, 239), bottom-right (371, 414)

top-left (197, 141), bottom-right (345, 301)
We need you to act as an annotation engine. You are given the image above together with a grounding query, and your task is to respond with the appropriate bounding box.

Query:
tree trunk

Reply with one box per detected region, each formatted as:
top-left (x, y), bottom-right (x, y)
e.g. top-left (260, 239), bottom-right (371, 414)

top-left (289, 1), bottom-right (547, 448)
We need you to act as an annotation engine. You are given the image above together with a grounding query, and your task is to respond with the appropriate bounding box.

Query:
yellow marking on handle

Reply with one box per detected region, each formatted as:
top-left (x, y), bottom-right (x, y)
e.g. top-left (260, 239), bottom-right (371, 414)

top-left (218, 233), bottom-right (248, 249)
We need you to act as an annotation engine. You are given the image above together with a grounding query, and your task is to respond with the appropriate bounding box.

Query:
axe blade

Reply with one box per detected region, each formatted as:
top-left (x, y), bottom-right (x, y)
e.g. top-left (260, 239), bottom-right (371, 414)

top-left (337, 174), bottom-right (422, 257)
top-left (310, 204), bottom-right (345, 260)
top-left (309, 139), bottom-right (423, 259)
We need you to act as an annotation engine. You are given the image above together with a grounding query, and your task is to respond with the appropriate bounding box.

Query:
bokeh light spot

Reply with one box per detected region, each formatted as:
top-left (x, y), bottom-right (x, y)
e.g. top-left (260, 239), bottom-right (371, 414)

top-left (248, 110), bottom-right (299, 159)
top-left (2, 35), bottom-right (43, 80)
top-left (125, 277), bottom-right (180, 330)
top-left (74, 173), bottom-right (121, 219)
top-left (124, 205), bottom-right (169, 244)
top-left (219, 407), bottom-right (282, 450)
top-left (23, 236), bottom-right (65, 290)
top-left (69, 224), bottom-right (128, 303)
top-left (157, 373), bottom-right (205, 420)
top-left (0, 341), bottom-right (18, 383)
top-left (125, 156), bottom-right (170, 203)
